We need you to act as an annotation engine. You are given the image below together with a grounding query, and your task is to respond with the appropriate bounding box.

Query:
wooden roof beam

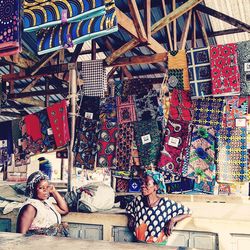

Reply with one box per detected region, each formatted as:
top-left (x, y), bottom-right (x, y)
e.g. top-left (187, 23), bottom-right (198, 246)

top-left (144, 0), bottom-right (151, 39)
top-left (115, 7), bottom-right (166, 53)
top-left (161, 0), bottom-right (173, 50)
top-left (110, 53), bottom-right (168, 67)
top-left (128, 0), bottom-right (147, 42)
top-left (195, 4), bottom-right (250, 33)
top-left (105, 38), bottom-right (133, 79)
top-left (195, 10), bottom-right (209, 46)
top-left (151, 0), bottom-right (203, 35)
top-left (180, 11), bottom-right (192, 49)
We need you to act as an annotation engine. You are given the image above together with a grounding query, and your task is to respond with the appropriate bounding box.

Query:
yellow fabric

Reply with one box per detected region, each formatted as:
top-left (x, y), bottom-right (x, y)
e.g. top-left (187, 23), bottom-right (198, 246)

top-left (168, 50), bottom-right (190, 90)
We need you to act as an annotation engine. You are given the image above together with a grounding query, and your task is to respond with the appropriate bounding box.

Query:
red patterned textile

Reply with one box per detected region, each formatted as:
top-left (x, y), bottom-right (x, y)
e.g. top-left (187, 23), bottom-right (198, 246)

top-left (158, 119), bottom-right (191, 175)
top-left (24, 114), bottom-right (43, 141)
top-left (210, 43), bottom-right (240, 96)
top-left (116, 96), bottom-right (137, 124)
top-left (47, 100), bottom-right (70, 148)
top-left (169, 89), bottom-right (193, 121)
top-left (97, 121), bottom-right (117, 169)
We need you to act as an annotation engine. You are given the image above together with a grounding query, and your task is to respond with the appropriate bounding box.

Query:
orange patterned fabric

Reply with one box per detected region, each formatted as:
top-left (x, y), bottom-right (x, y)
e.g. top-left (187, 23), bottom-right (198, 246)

top-left (168, 50), bottom-right (190, 91)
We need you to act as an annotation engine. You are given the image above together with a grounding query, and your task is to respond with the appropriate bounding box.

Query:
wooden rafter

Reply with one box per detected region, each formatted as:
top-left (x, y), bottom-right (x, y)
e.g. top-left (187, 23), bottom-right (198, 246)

top-left (105, 38), bottom-right (140, 65)
top-left (195, 10), bottom-right (209, 46)
top-left (110, 53), bottom-right (168, 67)
top-left (107, 66), bottom-right (119, 81)
top-left (195, 4), bottom-right (250, 33)
top-left (161, 0), bottom-right (173, 50)
top-left (192, 10), bottom-right (197, 48)
top-left (144, 0), bottom-right (151, 39)
top-left (70, 44), bottom-right (84, 63)
top-left (4, 55), bottom-right (34, 69)
top-left (105, 38), bottom-right (132, 79)
top-left (128, 0), bottom-right (147, 42)
top-left (151, 0), bottom-right (203, 35)
top-left (172, 0), bottom-right (177, 50)
top-left (180, 11), bottom-right (192, 49)
top-left (115, 7), bottom-right (166, 53)
top-left (29, 51), bottom-right (60, 76)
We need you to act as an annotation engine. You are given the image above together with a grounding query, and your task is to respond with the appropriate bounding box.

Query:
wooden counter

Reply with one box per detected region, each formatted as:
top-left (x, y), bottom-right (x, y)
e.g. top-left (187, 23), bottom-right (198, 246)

top-left (0, 232), bottom-right (192, 250)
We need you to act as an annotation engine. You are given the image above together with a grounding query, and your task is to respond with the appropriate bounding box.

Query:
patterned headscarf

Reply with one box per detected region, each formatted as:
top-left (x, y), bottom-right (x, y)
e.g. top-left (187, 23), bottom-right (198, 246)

top-left (145, 170), bottom-right (166, 194)
top-left (25, 171), bottom-right (49, 198)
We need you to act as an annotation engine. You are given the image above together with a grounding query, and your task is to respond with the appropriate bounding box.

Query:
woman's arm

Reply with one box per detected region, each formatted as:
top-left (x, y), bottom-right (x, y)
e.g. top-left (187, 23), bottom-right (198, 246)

top-left (16, 205), bottom-right (36, 234)
top-left (49, 185), bottom-right (69, 215)
top-left (166, 214), bottom-right (191, 236)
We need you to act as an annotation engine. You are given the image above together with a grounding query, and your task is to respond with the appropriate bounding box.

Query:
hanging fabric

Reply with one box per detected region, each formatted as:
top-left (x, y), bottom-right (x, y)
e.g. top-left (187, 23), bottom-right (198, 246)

top-left (47, 100), bottom-right (70, 148)
top-left (23, 0), bottom-right (106, 32)
top-left (217, 127), bottom-right (248, 182)
top-left (192, 97), bottom-right (225, 129)
top-left (222, 96), bottom-right (248, 128)
top-left (99, 97), bottom-right (117, 123)
top-left (116, 95), bottom-right (137, 124)
top-left (168, 50), bottom-right (190, 91)
top-left (0, 0), bottom-right (21, 56)
top-left (37, 1), bottom-right (118, 55)
top-left (125, 79), bottom-right (153, 96)
top-left (78, 95), bottom-right (100, 121)
top-left (167, 69), bottom-right (184, 92)
top-left (184, 125), bottom-right (216, 194)
top-left (134, 120), bottom-right (161, 167)
top-left (210, 43), bottom-right (240, 96)
top-left (115, 122), bottom-right (134, 171)
top-left (114, 80), bottom-right (123, 96)
top-left (168, 89), bottom-right (193, 122)
top-left (97, 121), bottom-right (117, 168)
top-left (79, 60), bottom-right (106, 97)
top-left (158, 119), bottom-right (191, 175)
top-left (237, 41), bottom-right (250, 95)
top-left (73, 118), bottom-right (99, 169)
top-left (134, 90), bottom-right (159, 121)
top-left (36, 109), bottom-right (56, 151)
top-left (186, 47), bottom-right (212, 98)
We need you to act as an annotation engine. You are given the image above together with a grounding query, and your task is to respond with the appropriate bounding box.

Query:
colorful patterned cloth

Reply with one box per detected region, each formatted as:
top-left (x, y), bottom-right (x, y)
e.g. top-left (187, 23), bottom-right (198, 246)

top-left (116, 96), bottom-right (137, 124)
top-left (134, 90), bottom-right (159, 121)
top-left (37, 1), bottom-right (118, 55)
top-left (73, 119), bottom-right (99, 169)
top-left (193, 179), bottom-right (215, 194)
top-left (222, 96), bottom-right (248, 127)
top-left (184, 125), bottom-right (216, 185)
top-left (158, 119), bottom-right (191, 175)
top-left (0, 0), bottom-right (21, 56)
top-left (167, 69), bottom-right (184, 92)
top-left (114, 80), bottom-right (123, 96)
top-left (116, 122), bottom-right (134, 171)
top-left (134, 120), bottom-right (161, 167)
top-left (169, 89), bottom-right (193, 122)
top-left (125, 79), bottom-right (153, 96)
top-left (192, 97), bottom-right (225, 129)
top-left (47, 100), bottom-right (70, 148)
top-left (126, 195), bottom-right (191, 243)
top-left (23, 0), bottom-right (105, 32)
top-left (78, 95), bottom-right (100, 121)
top-left (186, 47), bottom-right (212, 98)
top-left (210, 43), bottom-right (240, 96)
top-left (168, 50), bottom-right (190, 90)
top-left (216, 127), bottom-right (248, 182)
top-left (237, 41), bottom-right (250, 95)
top-left (36, 109), bottom-right (56, 151)
top-left (99, 97), bottom-right (117, 122)
top-left (97, 121), bottom-right (117, 168)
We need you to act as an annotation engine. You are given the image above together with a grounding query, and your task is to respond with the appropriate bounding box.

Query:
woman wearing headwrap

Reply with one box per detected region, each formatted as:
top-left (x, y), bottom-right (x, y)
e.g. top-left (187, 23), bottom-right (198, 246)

top-left (16, 171), bottom-right (69, 236)
top-left (126, 170), bottom-right (191, 245)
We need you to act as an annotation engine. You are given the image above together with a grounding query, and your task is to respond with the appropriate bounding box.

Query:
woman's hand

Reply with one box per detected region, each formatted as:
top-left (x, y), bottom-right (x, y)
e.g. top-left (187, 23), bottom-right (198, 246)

top-left (165, 218), bottom-right (176, 236)
top-left (48, 184), bottom-right (56, 195)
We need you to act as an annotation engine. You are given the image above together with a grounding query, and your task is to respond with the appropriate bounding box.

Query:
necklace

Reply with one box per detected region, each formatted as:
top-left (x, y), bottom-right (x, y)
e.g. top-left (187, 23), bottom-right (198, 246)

top-left (147, 197), bottom-right (160, 207)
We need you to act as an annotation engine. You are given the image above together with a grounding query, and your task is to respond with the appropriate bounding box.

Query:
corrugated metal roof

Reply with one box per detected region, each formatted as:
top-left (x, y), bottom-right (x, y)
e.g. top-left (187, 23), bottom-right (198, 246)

top-left (204, 0), bottom-right (250, 44)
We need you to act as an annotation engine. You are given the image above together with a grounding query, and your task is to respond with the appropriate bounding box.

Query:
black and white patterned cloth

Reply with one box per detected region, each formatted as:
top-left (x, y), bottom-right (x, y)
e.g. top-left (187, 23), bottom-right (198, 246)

top-left (79, 60), bottom-right (107, 97)
top-left (126, 195), bottom-right (191, 243)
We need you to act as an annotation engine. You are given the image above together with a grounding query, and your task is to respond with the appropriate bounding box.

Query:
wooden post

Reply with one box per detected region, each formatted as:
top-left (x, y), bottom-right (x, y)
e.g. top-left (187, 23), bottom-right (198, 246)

top-left (172, 0), bottom-right (177, 50)
top-left (91, 40), bottom-right (97, 60)
top-left (45, 78), bottom-right (49, 107)
top-left (68, 66), bottom-right (77, 192)
top-left (60, 158), bottom-right (64, 181)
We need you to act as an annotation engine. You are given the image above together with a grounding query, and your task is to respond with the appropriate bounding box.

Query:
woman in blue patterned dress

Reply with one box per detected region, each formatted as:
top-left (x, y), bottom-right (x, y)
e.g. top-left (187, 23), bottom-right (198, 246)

top-left (126, 170), bottom-right (191, 245)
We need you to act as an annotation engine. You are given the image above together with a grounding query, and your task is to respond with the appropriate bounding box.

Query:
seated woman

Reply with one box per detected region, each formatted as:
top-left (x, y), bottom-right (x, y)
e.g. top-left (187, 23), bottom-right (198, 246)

top-left (126, 170), bottom-right (191, 245)
top-left (16, 171), bottom-right (69, 236)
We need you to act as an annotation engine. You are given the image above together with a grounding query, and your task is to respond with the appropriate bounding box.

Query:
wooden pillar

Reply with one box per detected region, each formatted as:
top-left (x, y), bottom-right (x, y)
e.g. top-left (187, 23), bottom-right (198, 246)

top-left (60, 158), bottom-right (64, 181)
top-left (91, 40), bottom-right (97, 60)
top-left (68, 66), bottom-right (77, 192)
top-left (45, 78), bottom-right (50, 107)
